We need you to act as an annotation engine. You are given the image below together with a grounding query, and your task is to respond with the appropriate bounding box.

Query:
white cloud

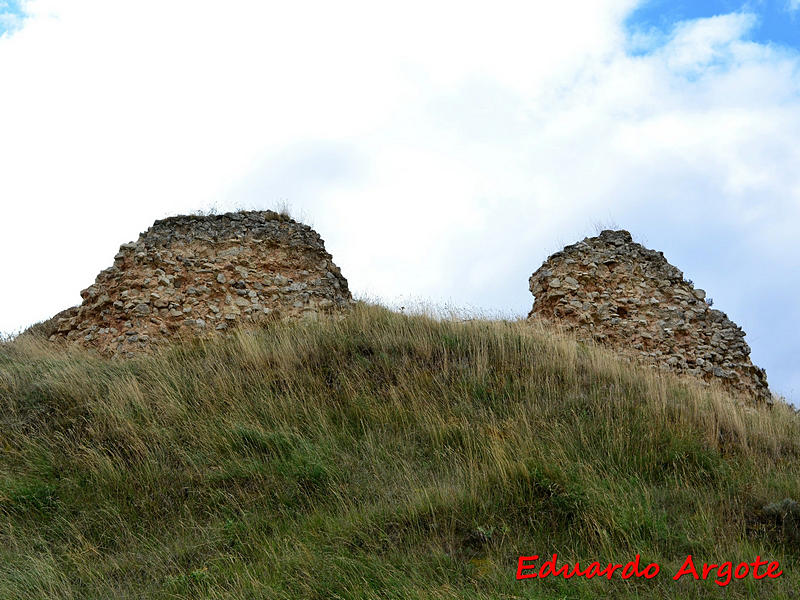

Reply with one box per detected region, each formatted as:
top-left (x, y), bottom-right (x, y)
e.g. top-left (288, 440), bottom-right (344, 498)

top-left (659, 12), bottom-right (756, 72)
top-left (0, 1), bottom-right (798, 401)
top-left (788, 0), bottom-right (800, 12)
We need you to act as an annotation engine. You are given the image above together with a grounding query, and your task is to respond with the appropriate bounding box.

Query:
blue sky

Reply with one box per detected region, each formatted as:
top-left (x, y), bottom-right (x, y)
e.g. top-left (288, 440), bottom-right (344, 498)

top-left (0, 1), bottom-right (24, 36)
top-left (627, 0), bottom-right (800, 51)
top-left (0, 1), bottom-right (797, 404)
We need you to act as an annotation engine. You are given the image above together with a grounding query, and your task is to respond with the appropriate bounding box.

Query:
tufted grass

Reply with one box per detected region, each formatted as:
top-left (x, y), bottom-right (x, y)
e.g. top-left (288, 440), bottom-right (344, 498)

top-left (1, 302), bottom-right (799, 599)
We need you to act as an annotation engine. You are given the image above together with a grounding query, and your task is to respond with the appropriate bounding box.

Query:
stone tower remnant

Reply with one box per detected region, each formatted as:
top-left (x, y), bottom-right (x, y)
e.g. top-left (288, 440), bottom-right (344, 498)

top-left (48, 210), bottom-right (352, 356)
top-left (527, 230), bottom-right (770, 401)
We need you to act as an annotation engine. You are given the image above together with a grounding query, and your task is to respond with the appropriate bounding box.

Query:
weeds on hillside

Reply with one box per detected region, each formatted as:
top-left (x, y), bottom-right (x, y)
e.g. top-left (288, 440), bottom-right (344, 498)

top-left (0, 303), bottom-right (798, 599)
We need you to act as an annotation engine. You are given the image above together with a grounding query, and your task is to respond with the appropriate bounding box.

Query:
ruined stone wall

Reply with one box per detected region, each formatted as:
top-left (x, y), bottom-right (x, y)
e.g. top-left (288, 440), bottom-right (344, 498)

top-left (50, 211), bottom-right (352, 356)
top-left (528, 230), bottom-right (770, 401)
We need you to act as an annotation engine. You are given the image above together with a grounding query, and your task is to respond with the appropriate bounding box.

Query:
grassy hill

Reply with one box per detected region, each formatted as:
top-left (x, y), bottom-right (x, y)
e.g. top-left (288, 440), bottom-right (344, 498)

top-left (1, 303), bottom-right (798, 599)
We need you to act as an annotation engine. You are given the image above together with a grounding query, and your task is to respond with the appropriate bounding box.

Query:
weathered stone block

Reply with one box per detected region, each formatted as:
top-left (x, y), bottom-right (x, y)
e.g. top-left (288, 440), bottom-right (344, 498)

top-left (48, 210), bottom-right (352, 356)
top-left (527, 230), bottom-right (770, 401)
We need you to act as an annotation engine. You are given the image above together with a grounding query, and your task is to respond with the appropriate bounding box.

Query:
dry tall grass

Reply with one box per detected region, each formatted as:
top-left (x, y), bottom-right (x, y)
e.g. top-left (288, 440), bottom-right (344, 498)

top-left (1, 303), bottom-right (798, 599)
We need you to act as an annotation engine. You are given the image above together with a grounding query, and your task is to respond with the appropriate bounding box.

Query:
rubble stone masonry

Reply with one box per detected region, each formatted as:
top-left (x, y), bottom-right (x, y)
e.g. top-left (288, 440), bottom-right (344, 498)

top-left (528, 230), bottom-right (770, 401)
top-left (49, 211), bottom-right (352, 356)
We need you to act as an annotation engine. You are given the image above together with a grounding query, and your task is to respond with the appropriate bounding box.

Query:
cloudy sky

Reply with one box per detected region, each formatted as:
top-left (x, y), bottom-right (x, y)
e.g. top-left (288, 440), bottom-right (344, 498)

top-left (1, 0), bottom-right (798, 403)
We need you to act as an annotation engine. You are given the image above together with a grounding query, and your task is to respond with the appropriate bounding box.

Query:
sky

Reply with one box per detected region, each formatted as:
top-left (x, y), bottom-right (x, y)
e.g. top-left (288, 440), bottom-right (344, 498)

top-left (0, 0), bottom-right (797, 404)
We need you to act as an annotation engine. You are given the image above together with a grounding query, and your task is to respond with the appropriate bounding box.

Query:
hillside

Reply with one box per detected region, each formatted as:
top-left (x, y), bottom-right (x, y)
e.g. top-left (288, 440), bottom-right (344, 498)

top-left (1, 303), bottom-right (798, 599)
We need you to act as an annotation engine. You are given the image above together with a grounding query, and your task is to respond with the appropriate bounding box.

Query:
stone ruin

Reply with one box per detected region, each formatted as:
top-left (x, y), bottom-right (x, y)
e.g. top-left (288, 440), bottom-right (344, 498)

top-left (47, 210), bottom-right (352, 356)
top-left (528, 230), bottom-right (770, 402)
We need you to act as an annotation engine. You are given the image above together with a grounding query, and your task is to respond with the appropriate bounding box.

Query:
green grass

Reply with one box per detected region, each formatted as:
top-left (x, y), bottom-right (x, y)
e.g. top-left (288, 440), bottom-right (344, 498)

top-left (1, 302), bottom-right (799, 599)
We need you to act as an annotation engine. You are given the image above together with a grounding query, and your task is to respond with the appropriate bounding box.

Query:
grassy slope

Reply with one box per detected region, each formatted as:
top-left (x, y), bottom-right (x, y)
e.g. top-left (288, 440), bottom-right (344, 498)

top-left (1, 303), bottom-right (798, 599)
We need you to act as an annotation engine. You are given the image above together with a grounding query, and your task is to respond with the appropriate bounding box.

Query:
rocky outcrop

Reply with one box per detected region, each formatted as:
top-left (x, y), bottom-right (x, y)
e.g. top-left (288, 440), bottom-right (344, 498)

top-left (49, 211), bottom-right (352, 356)
top-left (528, 230), bottom-right (770, 402)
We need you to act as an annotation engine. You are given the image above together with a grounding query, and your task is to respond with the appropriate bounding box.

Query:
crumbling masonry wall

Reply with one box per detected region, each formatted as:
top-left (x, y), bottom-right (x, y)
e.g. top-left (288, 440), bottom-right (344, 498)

top-left (49, 211), bottom-right (352, 356)
top-left (527, 230), bottom-right (770, 401)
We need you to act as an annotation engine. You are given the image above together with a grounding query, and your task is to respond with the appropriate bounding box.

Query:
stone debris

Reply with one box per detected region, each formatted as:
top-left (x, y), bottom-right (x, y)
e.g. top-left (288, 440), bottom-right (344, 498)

top-left (48, 210), bottom-right (352, 357)
top-left (527, 230), bottom-right (770, 402)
